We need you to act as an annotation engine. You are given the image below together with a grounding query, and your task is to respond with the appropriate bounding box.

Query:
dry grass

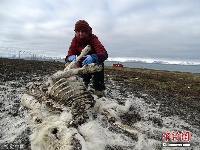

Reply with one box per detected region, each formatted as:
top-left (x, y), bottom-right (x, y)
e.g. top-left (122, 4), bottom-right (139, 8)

top-left (104, 66), bottom-right (200, 127)
top-left (105, 66), bottom-right (200, 101)
top-left (1, 58), bottom-right (199, 127)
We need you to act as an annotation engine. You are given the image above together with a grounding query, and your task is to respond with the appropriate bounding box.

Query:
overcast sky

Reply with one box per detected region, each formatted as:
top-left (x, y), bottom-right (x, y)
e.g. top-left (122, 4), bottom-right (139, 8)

top-left (0, 0), bottom-right (200, 60)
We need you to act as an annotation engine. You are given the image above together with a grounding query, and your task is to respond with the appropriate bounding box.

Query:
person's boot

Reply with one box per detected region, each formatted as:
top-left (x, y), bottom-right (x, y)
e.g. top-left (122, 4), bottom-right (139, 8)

top-left (94, 90), bottom-right (104, 97)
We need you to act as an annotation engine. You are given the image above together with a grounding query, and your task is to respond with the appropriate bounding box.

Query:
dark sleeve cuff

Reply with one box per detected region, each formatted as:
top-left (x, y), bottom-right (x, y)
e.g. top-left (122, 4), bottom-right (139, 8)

top-left (91, 54), bottom-right (98, 62)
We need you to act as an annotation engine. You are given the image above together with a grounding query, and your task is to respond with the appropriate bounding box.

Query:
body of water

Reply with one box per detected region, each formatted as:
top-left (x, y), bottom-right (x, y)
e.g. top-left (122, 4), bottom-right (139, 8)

top-left (105, 61), bottom-right (200, 73)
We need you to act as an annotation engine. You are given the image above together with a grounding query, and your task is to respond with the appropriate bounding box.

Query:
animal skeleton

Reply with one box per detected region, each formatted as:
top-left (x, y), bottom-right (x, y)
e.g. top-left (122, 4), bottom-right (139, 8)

top-left (21, 45), bottom-right (132, 150)
top-left (21, 45), bottom-right (102, 127)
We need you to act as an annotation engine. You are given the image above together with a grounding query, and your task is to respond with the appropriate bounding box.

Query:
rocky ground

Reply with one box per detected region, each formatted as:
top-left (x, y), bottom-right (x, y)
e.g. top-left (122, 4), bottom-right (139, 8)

top-left (0, 58), bottom-right (200, 150)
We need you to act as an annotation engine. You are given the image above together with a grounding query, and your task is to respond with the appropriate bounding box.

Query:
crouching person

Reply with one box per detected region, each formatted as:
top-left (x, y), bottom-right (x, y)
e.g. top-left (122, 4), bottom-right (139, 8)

top-left (65, 20), bottom-right (108, 94)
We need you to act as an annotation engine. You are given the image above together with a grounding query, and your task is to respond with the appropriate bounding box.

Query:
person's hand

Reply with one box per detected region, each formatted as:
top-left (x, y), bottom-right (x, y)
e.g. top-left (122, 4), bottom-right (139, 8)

top-left (82, 54), bottom-right (98, 66)
top-left (68, 55), bottom-right (76, 62)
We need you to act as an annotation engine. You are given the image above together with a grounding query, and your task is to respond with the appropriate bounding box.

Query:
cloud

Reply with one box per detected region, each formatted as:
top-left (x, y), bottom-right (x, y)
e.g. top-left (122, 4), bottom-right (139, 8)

top-left (0, 0), bottom-right (200, 59)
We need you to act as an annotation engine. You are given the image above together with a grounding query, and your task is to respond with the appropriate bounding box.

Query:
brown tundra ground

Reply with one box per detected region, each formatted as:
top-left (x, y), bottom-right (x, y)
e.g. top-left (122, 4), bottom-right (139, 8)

top-left (0, 58), bottom-right (200, 149)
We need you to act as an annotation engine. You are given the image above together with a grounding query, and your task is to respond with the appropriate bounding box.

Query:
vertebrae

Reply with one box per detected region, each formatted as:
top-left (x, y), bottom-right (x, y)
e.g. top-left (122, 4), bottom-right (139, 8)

top-left (20, 45), bottom-right (104, 149)
top-left (21, 45), bottom-right (102, 127)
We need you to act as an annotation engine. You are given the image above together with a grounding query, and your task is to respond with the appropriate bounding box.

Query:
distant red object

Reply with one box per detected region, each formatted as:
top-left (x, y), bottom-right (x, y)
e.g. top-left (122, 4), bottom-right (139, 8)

top-left (113, 63), bottom-right (123, 67)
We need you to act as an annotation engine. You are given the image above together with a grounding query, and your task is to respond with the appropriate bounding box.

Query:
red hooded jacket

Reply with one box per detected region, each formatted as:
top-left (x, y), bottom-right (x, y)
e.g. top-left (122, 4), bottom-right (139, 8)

top-left (65, 34), bottom-right (108, 67)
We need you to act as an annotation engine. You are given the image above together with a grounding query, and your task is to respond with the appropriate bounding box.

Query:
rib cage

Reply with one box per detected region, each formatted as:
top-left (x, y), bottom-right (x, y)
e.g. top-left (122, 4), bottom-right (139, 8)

top-left (21, 63), bottom-right (101, 127)
top-left (21, 45), bottom-right (102, 127)
top-left (20, 45), bottom-right (108, 149)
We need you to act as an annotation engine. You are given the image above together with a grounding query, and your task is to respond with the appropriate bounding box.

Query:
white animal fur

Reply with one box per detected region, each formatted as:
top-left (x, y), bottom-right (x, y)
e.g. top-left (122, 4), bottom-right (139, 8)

top-left (94, 98), bottom-right (131, 120)
top-left (21, 45), bottom-right (133, 150)
top-left (27, 99), bottom-right (132, 150)
top-left (29, 111), bottom-right (79, 150)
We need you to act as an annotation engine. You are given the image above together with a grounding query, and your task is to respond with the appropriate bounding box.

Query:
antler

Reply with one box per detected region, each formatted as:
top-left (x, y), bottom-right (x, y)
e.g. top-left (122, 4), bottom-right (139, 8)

top-left (64, 45), bottom-right (91, 71)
